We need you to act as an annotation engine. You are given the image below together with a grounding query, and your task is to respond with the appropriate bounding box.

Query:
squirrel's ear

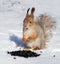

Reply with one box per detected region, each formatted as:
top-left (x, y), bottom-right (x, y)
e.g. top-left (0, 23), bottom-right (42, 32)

top-left (26, 8), bottom-right (30, 16)
top-left (31, 7), bottom-right (35, 15)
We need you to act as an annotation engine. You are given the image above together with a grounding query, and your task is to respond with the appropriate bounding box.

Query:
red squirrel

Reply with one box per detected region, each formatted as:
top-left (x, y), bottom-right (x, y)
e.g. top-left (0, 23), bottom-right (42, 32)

top-left (22, 7), bottom-right (55, 50)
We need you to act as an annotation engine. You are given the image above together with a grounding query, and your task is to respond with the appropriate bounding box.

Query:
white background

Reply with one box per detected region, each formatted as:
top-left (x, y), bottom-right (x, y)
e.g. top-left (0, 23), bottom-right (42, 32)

top-left (0, 0), bottom-right (60, 64)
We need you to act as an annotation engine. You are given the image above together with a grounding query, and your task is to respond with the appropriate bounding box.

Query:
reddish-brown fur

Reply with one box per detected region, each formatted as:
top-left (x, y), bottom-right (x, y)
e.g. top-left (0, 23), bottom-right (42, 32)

top-left (22, 7), bottom-right (55, 50)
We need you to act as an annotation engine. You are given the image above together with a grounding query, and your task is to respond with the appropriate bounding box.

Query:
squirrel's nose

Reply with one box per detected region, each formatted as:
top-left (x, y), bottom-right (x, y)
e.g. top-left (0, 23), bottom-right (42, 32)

top-left (26, 28), bottom-right (28, 30)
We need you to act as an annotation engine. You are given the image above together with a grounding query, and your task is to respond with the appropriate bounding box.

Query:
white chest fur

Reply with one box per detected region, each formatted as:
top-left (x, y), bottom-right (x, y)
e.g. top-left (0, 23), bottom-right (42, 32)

top-left (27, 37), bottom-right (41, 48)
top-left (24, 28), bottom-right (35, 38)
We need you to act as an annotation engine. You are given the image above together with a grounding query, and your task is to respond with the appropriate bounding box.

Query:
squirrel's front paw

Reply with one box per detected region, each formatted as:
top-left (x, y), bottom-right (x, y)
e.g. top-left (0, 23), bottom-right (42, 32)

top-left (23, 47), bottom-right (31, 51)
top-left (22, 38), bottom-right (26, 42)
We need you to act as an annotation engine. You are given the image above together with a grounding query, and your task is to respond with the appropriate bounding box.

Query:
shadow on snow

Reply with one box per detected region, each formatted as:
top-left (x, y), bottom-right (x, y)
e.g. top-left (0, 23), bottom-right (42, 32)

top-left (9, 34), bottom-right (27, 48)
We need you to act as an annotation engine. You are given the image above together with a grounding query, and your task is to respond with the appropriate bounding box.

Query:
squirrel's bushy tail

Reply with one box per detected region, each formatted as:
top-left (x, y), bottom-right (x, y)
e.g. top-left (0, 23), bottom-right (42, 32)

top-left (38, 14), bottom-right (56, 42)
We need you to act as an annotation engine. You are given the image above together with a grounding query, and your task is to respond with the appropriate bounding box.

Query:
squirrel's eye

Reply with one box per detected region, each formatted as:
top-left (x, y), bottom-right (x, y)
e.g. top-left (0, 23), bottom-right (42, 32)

top-left (30, 21), bottom-right (32, 23)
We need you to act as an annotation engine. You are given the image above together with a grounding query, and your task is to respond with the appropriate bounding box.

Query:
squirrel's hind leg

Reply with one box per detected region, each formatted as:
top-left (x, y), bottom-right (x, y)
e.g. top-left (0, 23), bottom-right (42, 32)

top-left (32, 47), bottom-right (41, 50)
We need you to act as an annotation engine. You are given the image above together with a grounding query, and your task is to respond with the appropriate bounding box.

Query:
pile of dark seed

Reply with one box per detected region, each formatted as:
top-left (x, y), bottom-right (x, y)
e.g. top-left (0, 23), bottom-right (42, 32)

top-left (7, 50), bottom-right (40, 58)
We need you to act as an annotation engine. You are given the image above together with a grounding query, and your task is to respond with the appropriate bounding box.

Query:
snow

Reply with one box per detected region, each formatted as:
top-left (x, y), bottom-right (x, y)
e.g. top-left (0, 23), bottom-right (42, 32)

top-left (0, 0), bottom-right (60, 64)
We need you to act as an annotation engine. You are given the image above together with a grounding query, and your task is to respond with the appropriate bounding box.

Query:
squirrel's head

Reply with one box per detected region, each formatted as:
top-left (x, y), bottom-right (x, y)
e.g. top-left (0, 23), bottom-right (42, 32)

top-left (23, 7), bottom-right (35, 30)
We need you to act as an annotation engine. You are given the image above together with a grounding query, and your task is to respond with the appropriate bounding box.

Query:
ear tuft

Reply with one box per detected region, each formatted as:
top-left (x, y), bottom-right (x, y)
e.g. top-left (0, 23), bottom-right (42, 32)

top-left (31, 7), bottom-right (35, 15)
top-left (27, 8), bottom-right (30, 15)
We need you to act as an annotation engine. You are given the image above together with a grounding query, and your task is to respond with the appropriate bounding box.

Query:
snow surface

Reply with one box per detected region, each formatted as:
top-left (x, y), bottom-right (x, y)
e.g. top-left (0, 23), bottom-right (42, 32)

top-left (0, 0), bottom-right (60, 64)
